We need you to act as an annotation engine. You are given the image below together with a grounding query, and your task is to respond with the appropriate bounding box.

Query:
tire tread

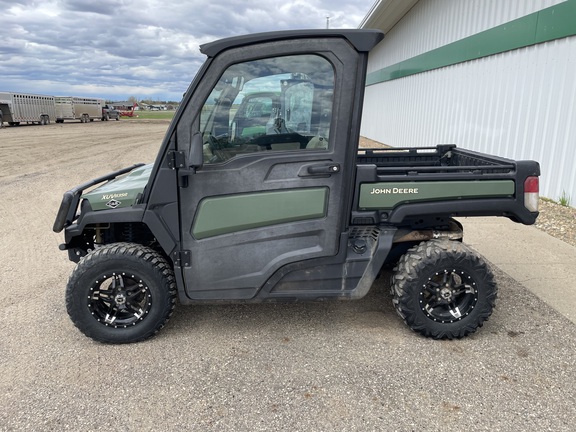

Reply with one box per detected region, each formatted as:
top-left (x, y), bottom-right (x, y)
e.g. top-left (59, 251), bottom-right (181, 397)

top-left (65, 242), bottom-right (177, 343)
top-left (391, 240), bottom-right (497, 339)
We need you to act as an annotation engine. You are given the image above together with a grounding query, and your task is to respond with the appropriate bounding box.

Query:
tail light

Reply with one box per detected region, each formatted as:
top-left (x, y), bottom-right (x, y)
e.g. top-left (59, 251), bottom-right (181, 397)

top-left (524, 176), bottom-right (539, 212)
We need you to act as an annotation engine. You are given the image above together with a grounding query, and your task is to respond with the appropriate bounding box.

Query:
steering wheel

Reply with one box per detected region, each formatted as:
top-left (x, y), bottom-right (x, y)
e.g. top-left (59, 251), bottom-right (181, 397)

top-left (205, 133), bottom-right (230, 162)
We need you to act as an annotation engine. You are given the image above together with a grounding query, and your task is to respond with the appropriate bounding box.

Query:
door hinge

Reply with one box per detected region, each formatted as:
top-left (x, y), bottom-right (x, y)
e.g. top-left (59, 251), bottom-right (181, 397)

top-left (172, 250), bottom-right (191, 268)
top-left (168, 151), bottom-right (192, 188)
top-left (167, 151), bottom-right (186, 169)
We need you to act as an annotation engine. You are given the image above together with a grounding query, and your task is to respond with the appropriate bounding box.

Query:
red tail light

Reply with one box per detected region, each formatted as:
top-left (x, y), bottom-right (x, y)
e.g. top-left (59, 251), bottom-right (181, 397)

top-left (524, 176), bottom-right (539, 212)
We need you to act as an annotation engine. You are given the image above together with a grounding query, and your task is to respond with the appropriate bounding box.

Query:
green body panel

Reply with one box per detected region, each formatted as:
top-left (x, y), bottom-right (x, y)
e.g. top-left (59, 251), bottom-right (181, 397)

top-left (192, 188), bottom-right (328, 239)
top-left (82, 164), bottom-right (152, 210)
top-left (366, 0), bottom-right (576, 85)
top-left (359, 180), bottom-right (515, 210)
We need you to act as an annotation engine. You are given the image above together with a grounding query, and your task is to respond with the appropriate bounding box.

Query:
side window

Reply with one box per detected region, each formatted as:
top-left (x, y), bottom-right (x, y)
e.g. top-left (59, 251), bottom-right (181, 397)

top-left (200, 54), bottom-right (334, 164)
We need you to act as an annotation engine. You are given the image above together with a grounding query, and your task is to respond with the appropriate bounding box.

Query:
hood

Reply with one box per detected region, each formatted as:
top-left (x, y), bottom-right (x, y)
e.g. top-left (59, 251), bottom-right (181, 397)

top-left (82, 163), bottom-right (153, 210)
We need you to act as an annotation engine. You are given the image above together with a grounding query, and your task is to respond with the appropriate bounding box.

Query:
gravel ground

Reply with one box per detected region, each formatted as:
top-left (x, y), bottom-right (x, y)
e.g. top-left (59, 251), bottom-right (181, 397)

top-left (535, 199), bottom-right (576, 247)
top-left (1, 123), bottom-right (575, 431)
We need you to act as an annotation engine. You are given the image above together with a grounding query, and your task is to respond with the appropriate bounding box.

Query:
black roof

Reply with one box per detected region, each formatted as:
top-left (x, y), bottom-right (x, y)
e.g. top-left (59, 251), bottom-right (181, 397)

top-left (200, 29), bottom-right (384, 58)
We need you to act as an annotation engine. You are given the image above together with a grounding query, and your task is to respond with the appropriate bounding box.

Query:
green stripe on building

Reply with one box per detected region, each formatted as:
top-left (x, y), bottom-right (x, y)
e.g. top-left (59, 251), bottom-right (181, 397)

top-left (366, 0), bottom-right (576, 85)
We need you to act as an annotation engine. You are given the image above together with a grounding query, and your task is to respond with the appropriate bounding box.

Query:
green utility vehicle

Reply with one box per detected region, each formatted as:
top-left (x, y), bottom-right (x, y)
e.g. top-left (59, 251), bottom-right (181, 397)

top-left (54, 29), bottom-right (540, 344)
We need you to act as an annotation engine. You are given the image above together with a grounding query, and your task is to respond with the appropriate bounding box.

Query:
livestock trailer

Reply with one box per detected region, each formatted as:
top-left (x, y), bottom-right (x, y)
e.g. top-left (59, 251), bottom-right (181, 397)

top-left (55, 97), bottom-right (105, 123)
top-left (0, 91), bottom-right (56, 126)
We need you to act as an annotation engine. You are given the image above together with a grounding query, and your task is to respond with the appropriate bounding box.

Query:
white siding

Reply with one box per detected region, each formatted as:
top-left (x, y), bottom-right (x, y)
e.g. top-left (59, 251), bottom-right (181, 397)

top-left (362, 0), bottom-right (575, 201)
top-left (368, 0), bottom-right (566, 72)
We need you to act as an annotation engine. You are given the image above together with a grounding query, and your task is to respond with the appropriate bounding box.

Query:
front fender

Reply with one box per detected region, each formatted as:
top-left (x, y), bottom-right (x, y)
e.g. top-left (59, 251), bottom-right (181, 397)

top-left (53, 164), bottom-right (146, 233)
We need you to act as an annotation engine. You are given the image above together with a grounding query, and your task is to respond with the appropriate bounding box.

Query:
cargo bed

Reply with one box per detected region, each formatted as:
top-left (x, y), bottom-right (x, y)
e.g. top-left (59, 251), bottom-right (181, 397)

top-left (352, 145), bottom-right (540, 227)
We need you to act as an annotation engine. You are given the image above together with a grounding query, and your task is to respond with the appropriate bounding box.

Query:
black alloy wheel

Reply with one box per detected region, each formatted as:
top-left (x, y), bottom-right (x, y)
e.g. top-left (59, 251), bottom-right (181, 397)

top-left (66, 243), bottom-right (177, 343)
top-left (391, 239), bottom-right (497, 339)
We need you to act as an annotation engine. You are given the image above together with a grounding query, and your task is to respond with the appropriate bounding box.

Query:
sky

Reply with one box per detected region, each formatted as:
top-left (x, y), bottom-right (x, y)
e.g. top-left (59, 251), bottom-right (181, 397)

top-left (0, 0), bottom-right (375, 102)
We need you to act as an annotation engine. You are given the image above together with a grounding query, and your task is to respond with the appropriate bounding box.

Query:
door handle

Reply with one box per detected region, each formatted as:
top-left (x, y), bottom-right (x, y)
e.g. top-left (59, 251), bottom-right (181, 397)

top-left (306, 163), bottom-right (340, 175)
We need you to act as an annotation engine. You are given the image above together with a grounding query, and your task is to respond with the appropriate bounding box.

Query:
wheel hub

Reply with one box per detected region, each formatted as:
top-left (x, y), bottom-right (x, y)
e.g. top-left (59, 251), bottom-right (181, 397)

top-left (114, 293), bottom-right (127, 306)
top-left (439, 287), bottom-right (453, 302)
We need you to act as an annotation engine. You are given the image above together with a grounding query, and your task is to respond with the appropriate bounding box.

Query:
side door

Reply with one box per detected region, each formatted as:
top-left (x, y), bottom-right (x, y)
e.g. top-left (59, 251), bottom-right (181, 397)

top-left (176, 38), bottom-right (364, 300)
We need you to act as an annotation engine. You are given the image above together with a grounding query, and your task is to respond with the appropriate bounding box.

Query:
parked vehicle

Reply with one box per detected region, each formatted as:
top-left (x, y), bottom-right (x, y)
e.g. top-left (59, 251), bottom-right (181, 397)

top-left (117, 103), bottom-right (138, 117)
top-left (102, 104), bottom-right (120, 121)
top-left (54, 29), bottom-right (540, 344)
top-left (0, 91), bottom-right (56, 126)
top-left (55, 97), bottom-right (104, 123)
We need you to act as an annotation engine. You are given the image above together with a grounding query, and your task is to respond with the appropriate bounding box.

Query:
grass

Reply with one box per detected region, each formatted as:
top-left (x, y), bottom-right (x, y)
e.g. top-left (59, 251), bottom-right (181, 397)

top-left (125, 110), bottom-right (175, 120)
top-left (559, 190), bottom-right (572, 207)
top-left (543, 192), bottom-right (574, 207)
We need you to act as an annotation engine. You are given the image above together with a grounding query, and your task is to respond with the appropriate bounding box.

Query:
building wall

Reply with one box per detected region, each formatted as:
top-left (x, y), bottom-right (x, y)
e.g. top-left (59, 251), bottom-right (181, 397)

top-left (361, 0), bottom-right (576, 201)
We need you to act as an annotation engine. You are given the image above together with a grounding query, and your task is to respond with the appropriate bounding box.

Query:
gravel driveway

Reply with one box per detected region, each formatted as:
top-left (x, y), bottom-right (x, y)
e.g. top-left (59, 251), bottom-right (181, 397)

top-left (1, 121), bottom-right (575, 431)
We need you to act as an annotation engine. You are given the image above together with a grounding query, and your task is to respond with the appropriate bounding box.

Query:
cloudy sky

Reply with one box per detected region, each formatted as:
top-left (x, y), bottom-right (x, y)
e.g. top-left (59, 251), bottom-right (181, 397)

top-left (0, 0), bottom-right (375, 102)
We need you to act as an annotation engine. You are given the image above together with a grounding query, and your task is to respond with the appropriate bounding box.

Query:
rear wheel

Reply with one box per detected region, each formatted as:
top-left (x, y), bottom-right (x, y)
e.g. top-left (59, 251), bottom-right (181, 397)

top-left (391, 239), bottom-right (497, 339)
top-left (66, 243), bottom-right (177, 343)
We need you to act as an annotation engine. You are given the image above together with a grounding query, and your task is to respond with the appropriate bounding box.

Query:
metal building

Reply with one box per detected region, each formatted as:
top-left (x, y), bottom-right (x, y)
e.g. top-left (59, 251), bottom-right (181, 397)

top-left (360, 0), bottom-right (576, 202)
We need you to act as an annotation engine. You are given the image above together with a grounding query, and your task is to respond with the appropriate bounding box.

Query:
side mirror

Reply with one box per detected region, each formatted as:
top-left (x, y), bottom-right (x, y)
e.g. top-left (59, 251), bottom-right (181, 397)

top-left (189, 132), bottom-right (204, 169)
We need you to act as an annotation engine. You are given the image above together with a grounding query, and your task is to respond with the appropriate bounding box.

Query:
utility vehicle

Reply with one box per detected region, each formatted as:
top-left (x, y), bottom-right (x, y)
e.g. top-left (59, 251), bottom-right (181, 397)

top-left (54, 29), bottom-right (540, 343)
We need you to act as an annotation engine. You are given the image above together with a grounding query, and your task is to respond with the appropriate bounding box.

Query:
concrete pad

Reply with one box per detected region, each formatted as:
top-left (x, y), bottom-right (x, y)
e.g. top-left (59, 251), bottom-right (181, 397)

top-left (460, 216), bottom-right (576, 324)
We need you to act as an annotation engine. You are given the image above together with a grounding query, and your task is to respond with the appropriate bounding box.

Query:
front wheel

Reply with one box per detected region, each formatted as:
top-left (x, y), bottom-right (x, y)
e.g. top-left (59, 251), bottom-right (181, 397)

top-left (66, 243), bottom-right (177, 343)
top-left (391, 240), bottom-right (497, 339)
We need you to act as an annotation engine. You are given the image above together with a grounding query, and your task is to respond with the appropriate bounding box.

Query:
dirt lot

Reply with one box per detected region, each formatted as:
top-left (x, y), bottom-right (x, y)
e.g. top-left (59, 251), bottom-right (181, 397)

top-left (1, 121), bottom-right (575, 431)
